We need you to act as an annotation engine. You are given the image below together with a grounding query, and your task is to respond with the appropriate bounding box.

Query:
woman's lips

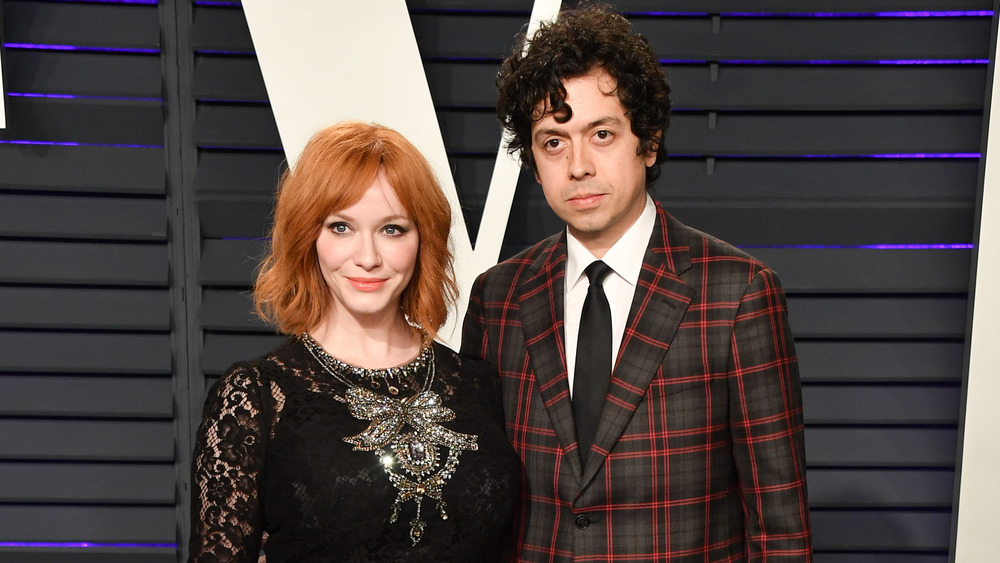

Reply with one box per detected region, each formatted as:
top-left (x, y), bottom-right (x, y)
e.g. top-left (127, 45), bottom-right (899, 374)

top-left (347, 277), bottom-right (387, 292)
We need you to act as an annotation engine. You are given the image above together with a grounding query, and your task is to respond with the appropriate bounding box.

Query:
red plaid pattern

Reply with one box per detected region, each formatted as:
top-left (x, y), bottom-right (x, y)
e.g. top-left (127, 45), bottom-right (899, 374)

top-left (461, 203), bottom-right (811, 561)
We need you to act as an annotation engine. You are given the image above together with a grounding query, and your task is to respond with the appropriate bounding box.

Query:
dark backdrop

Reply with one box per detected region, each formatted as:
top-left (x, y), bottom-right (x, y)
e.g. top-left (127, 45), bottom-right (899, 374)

top-left (0, 1), bottom-right (990, 561)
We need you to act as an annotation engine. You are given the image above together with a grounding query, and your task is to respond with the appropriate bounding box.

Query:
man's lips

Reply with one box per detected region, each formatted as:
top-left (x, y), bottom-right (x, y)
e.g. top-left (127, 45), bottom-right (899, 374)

top-left (568, 193), bottom-right (606, 209)
top-left (347, 277), bottom-right (387, 291)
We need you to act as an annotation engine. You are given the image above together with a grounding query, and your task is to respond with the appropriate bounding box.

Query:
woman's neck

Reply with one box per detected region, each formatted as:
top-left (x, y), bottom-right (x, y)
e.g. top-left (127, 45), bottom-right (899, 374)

top-left (308, 313), bottom-right (423, 369)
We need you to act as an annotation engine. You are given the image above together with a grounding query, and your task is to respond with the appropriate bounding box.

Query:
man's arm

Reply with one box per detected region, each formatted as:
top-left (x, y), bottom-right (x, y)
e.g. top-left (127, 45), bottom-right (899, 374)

top-left (460, 272), bottom-right (491, 362)
top-left (729, 267), bottom-right (812, 561)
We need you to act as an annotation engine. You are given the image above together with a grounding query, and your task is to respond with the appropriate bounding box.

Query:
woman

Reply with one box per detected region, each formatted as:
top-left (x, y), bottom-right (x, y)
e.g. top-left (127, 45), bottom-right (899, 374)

top-left (189, 122), bottom-right (520, 561)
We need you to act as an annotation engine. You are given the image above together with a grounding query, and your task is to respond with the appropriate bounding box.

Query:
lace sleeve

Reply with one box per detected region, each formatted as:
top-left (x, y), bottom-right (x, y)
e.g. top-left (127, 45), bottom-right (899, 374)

top-left (189, 364), bottom-right (269, 563)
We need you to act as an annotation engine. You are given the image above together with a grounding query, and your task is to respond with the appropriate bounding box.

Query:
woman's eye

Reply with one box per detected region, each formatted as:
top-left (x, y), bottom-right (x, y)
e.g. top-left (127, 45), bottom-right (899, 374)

top-left (328, 222), bottom-right (350, 234)
top-left (383, 224), bottom-right (408, 236)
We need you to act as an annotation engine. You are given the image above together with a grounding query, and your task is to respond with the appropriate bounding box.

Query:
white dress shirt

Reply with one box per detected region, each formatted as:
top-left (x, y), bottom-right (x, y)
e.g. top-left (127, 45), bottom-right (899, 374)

top-left (564, 195), bottom-right (657, 397)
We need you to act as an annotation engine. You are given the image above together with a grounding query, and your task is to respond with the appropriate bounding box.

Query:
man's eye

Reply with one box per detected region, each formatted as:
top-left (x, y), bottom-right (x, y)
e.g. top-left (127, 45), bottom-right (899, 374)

top-left (595, 130), bottom-right (612, 140)
top-left (545, 139), bottom-right (562, 149)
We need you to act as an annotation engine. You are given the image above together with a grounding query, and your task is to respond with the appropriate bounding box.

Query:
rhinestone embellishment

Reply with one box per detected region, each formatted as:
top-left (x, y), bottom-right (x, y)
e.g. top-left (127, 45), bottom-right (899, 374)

top-left (300, 334), bottom-right (479, 545)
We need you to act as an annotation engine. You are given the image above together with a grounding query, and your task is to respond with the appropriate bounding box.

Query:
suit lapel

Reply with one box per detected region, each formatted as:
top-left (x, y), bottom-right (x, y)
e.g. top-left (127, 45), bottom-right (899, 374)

top-left (516, 234), bottom-right (585, 478)
top-left (579, 207), bottom-right (697, 488)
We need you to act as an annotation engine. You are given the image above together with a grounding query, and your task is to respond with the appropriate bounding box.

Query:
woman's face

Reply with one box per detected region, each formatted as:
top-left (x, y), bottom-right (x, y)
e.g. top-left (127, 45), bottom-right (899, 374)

top-left (315, 172), bottom-right (419, 325)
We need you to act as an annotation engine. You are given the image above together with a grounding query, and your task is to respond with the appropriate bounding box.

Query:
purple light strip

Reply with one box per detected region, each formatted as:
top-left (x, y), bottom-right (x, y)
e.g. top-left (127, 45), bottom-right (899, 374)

top-left (23, 0), bottom-right (158, 4)
top-left (660, 58), bottom-right (987, 66)
top-left (0, 542), bottom-right (176, 548)
top-left (4, 43), bottom-right (159, 54)
top-left (740, 244), bottom-right (974, 249)
top-left (717, 11), bottom-right (992, 17)
top-left (8, 92), bottom-right (162, 103)
top-left (0, 140), bottom-right (162, 149)
top-left (195, 1), bottom-right (242, 5)
top-left (196, 49), bottom-right (255, 56)
top-left (671, 153), bottom-right (981, 160)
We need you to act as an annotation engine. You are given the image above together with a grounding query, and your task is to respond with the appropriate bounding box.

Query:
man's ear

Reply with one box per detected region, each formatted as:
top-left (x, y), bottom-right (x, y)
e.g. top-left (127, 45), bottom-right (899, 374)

top-left (644, 132), bottom-right (662, 166)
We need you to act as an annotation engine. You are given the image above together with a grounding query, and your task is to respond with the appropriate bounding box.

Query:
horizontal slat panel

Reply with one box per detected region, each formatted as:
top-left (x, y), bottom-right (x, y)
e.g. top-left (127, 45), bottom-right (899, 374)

top-left (199, 290), bottom-right (967, 340)
top-left (0, 98), bottom-right (163, 145)
top-left (0, 549), bottom-right (176, 563)
top-left (422, 62), bottom-right (987, 111)
top-left (194, 104), bottom-right (279, 148)
top-left (807, 468), bottom-right (953, 508)
top-left (194, 150), bottom-right (284, 194)
top-left (0, 241), bottom-right (169, 286)
top-left (813, 555), bottom-right (944, 563)
top-left (0, 420), bottom-right (173, 461)
top-left (507, 201), bottom-right (974, 248)
top-left (0, 195), bottom-right (167, 241)
top-left (0, 462), bottom-right (174, 504)
top-left (198, 195), bottom-right (271, 238)
top-left (672, 65), bottom-right (986, 111)
top-left (0, 333), bottom-right (171, 374)
top-left (325, 0), bottom-right (995, 14)
top-left (201, 333), bottom-right (287, 376)
top-left (805, 428), bottom-right (956, 467)
top-left (200, 239), bottom-right (265, 286)
top-left (665, 113), bottom-right (983, 156)
top-left (796, 342), bottom-right (963, 383)
top-left (802, 385), bottom-right (960, 425)
top-left (190, 4), bottom-right (253, 52)
top-left (193, 54), bottom-right (266, 101)
top-left (788, 296), bottom-right (967, 339)
top-left (192, 105), bottom-right (983, 156)
top-left (632, 17), bottom-right (989, 61)
top-left (201, 289), bottom-right (272, 332)
top-left (3, 0), bottom-right (159, 49)
top-left (0, 505), bottom-right (174, 543)
top-left (0, 144), bottom-right (165, 194)
top-left (448, 111), bottom-right (984, 155)
top-left (191, 51), bottom-right (986, 112)
top-left (184, 4), bottom-right (991, 60)
top-left (202, 195), bottom-right (974, 244)
top-left (4, 51), bottom-right (161, 97)
top-left (811, 510), bottom-right (950, 551)
top-left (197, 243), bottom-right (970, 293)
top-left (0, 376), bottom-right (173, 418)
top-left (614, 0), bottom-right (989, 10)
top-left (453, 156), bottom-right (980, 202)
top-left (0, 288), bottom-right (169, 330)
top-left (739, 248), bottom-right (969, 293)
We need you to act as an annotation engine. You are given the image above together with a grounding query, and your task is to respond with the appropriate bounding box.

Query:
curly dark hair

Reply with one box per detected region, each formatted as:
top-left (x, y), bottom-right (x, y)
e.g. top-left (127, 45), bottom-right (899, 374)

top-left (496, 4), bottom-right (671, 186)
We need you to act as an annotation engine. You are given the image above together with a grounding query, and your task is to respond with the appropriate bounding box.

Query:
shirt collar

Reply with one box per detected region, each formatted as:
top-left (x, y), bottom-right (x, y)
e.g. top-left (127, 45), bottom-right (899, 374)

top-left (566, 195), bottom-right (657, 290)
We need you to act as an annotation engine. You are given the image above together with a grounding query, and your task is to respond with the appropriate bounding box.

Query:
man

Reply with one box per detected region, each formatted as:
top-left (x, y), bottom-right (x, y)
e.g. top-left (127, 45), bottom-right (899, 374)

top-left (461, 5), bottom-right (811, 561)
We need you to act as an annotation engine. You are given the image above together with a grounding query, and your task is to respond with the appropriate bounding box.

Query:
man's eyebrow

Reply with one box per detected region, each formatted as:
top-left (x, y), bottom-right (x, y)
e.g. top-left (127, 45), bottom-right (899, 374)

top-left (588, 116), bottom-right (623, 129)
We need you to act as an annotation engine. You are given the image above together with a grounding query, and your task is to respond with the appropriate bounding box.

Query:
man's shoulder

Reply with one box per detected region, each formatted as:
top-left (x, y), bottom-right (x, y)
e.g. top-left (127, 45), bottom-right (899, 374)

top-left (477, 231), bottom-right (563, 284)
top-left (666, 214), bottom-right (772, 275)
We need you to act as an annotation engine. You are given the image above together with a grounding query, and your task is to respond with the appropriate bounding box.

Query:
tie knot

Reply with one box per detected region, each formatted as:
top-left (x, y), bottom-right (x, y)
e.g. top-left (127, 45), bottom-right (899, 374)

top-left (584, 260), bottom-right (612, 285)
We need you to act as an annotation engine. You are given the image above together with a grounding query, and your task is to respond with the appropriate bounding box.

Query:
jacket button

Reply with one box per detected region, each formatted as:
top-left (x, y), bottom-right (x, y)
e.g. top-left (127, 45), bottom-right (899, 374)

top-left (575, 515), bottom-right (590, 530)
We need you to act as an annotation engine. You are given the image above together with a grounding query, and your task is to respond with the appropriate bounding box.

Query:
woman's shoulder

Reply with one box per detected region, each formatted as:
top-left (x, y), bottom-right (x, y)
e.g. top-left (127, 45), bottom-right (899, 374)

top-left (215, 336), bottom-right (303, 389)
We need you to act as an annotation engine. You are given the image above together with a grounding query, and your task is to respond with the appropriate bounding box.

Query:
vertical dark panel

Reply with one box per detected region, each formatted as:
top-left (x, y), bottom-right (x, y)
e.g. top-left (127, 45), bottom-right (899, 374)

top-left (0, 0), bottom-right (174, 560)
top-left (162, 0), bottom-right (201, 560)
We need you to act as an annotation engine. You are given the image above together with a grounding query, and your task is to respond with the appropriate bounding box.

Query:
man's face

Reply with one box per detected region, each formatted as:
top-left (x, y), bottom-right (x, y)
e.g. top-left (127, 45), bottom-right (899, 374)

top-left (530, 68), bottom-right (656, 257)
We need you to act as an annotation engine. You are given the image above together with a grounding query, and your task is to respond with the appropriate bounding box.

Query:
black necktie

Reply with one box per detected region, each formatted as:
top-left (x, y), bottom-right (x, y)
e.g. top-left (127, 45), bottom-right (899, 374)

top-left (573, 260), bottom-right (613, 463)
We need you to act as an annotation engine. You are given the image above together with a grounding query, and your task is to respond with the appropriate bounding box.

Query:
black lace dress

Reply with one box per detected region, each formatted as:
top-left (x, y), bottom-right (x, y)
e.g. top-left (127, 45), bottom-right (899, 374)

top-left (189, 338), bottom-right (521, 562)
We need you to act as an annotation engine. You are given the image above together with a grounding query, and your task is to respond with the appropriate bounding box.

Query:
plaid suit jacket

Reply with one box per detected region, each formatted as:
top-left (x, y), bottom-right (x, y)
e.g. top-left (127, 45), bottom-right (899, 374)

top-left (461, 203), bottom-right (811, 562)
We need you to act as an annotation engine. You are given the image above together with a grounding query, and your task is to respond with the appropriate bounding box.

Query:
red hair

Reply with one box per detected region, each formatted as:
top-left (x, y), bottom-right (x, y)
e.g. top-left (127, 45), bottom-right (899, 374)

top-left (254, 121), bottom-right (456, 340)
